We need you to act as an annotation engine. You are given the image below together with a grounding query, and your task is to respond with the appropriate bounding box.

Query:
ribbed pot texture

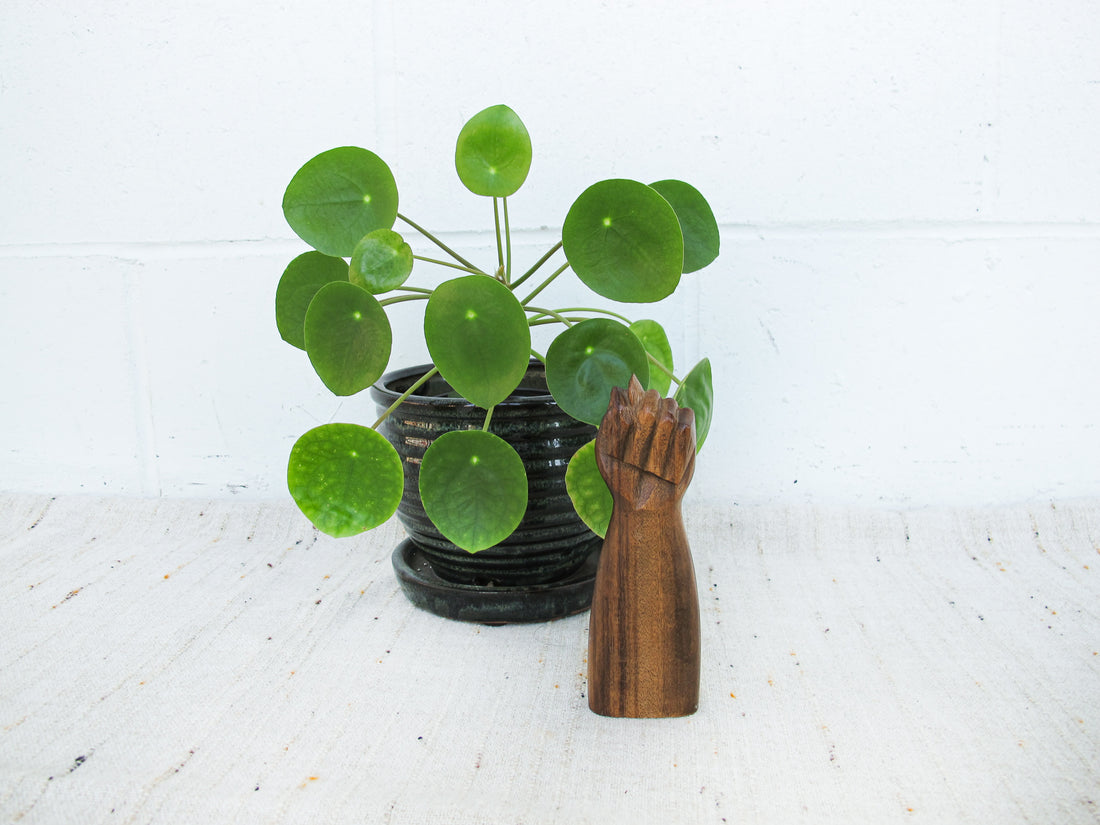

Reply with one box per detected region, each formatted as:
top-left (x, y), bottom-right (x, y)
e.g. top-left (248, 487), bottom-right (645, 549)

top-left (369, 361), bottom-right (601, 586)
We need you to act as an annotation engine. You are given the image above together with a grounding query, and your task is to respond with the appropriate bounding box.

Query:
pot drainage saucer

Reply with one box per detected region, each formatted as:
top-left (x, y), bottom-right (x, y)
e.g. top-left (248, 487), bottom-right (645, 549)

top-left (391, 538), bottom-right (599, 624)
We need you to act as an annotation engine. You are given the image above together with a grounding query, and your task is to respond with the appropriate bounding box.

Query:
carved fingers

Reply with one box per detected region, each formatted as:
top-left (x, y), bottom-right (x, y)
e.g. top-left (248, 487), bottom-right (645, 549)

top-left (597, 375), bottom-right (696, 488)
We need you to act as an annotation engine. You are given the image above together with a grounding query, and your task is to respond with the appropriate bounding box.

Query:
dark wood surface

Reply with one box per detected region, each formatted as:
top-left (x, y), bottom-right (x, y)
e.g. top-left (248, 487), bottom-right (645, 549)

top-left (588, 376), bottom-right (701, 717)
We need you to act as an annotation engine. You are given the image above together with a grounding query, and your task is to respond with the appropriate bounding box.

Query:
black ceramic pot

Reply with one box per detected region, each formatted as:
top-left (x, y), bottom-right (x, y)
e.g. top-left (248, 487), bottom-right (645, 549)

top-left (370, 360), bottom-right (602, 621)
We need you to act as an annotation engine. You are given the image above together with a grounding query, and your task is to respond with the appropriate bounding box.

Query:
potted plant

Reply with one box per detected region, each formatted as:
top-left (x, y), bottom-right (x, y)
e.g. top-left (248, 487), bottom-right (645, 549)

top-left (275, 104), bottom-right (717, 619)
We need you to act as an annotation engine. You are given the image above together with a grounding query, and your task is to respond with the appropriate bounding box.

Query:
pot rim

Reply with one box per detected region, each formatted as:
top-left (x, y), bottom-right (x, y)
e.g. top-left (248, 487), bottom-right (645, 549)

top-left (369, 359), bottom-right (555, 408)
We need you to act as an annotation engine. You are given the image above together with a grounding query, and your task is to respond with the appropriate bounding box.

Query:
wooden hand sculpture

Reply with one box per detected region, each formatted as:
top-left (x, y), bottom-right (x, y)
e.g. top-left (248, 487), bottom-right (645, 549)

top-left (588, 376), bottom-right (701, 718)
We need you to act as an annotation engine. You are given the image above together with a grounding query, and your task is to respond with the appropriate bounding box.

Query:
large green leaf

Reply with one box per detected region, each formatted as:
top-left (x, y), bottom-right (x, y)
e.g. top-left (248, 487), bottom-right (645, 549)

top-left (304, 281), bottom-right (392, 396)
top-left (419, 430), bottom-right (528, 552)
top-left (287, 423), bottom-right (403, 538)
top-left (423, 275), bottom-right (531, 409)
top-left (545, 318), bottom-right (650, 426)
top-left (283, 147), bottom-right (399, 257)
top-left (562, 179), bottom-right (684, 303)
top-left (629, 319), bottom-right (674, 396)
top-left (454, 104), bottom-right (532, 197)
top-left (275, 251), bottom-right (351, 350)
top-left (349, 228), bottom-right (413, 294)
top-left (649, 179), bottom-right (720, 274)
top-left (674, 357), bottom-right (714, 452)
top-left (565, 440), bottom-right (612, 538)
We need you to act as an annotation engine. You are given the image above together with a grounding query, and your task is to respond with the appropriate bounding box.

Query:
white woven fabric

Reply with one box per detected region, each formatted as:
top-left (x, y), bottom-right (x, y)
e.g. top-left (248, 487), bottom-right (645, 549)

top-left (1, 494), bottom-right (1097, 824)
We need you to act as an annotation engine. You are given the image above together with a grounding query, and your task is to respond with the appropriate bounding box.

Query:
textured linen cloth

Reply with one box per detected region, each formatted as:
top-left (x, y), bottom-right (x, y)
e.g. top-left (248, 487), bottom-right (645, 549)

top-left (1, 494), bottom-right (1097, 824)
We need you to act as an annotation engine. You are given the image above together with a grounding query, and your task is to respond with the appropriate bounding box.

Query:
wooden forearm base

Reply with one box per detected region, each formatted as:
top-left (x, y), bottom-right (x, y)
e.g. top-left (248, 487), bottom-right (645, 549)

top-left (588, 509), bottom-right (701, 717)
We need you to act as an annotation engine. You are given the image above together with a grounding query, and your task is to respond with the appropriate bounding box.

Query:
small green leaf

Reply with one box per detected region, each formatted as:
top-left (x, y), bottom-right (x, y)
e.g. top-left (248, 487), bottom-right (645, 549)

top-left (545, 318), bottom-right (650, 426)
top-left (287, 423), bottom-right (403, 538)
top-left (349, 228), bottom-right (413, 294)
top-left (629, 319), bottom-right (674, 396)
top-left (283, 147), bottom-right (399, 257)
top-left (275, 252), bottom-right (351, 350)
top-left (563, 179), bottom-right (684, 303)
top-left (649, 179), bottom-right (720, 274)
top-left (419, 430), bottom-right (528, 552)
top-left (565, 440), bottom-right (612, 538)
top-left (455, 104), bottom-right (532, 197)
top-left (674, 358), bottom-right (714, 452)
top-left (424, 275), bottom-right (531, 409)
top-left (304, 281), bottom-right (392, 396)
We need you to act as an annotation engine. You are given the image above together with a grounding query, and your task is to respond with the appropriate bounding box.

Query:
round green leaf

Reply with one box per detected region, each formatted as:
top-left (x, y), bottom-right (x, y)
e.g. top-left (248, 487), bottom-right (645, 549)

top-left (304, 281), bottom-right (392, 396)
top-left (674, 357), bottom-right (714, 452)
top-left (649, 179), bottom-right (720, 274)
top-left (545, 318), bottom-right (650, 426)
top-left (283, 147), bottom-right (399, 257)
top-left (629, 319), bottom-right (674, 396)
top-left (565, 440), bottom-right (612, 538)
top-left (349, 228), bottom-right (413, 294)
top-left (454, 104), bottom-right (532, 197)
top-left (275, 251), bottom-right (351, 350)
top-left (287, 423), bottom-right (403, 538)
top-left (562, 179), bottom-right (684, 303)
top-left (419, 430), bottom-right (528, 552)
top-left (423, 275), bottom-right (532, 409)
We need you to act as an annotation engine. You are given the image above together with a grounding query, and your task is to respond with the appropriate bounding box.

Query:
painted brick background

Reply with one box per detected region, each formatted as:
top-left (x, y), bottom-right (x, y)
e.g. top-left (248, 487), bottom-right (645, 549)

top-left (2, 0), bottom-right (1098, 506)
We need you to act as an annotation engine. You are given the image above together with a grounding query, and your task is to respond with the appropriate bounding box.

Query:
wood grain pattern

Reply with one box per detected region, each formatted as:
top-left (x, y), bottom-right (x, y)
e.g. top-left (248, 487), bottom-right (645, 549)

top-left (588, 376), bottom-right (701, 717)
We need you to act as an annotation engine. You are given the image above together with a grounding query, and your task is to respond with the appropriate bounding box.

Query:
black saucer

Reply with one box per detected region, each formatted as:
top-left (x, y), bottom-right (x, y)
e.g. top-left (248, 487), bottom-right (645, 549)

top-left (391, 539), bottom-right (599, 624)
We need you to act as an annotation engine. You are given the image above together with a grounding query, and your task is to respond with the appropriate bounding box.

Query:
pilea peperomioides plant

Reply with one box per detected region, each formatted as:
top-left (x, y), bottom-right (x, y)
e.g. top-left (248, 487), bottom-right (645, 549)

top-left (276, 104), bottom-right (717, 552)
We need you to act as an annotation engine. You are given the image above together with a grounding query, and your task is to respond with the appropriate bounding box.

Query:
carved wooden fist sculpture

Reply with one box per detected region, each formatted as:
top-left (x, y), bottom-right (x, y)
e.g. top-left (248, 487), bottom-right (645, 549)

top-left (588, 375), bottom-right (701, 718)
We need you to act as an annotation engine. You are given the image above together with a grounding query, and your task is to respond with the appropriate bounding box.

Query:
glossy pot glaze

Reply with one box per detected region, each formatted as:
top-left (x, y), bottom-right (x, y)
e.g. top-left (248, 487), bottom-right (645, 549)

top-left (369, 360), bottom-right (600, 587)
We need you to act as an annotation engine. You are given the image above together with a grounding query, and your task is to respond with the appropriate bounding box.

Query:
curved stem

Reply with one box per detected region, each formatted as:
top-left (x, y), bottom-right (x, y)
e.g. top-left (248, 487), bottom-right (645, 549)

top-left (524, 305), bottom-right (575, 328)
top-left (379, 293), bottom-right (430, 307)
top-left (393, 285), bottom-right (435, 295)
top-left (521, 261), bottom-right (571, 306)
top-left (648, 354), bottom-right (681, 387)
top-left (371, 366), bottom-right (440, 429)
top-left (413, 254), bottom-right (484, 276)
top-left (482, 405), bottom-right (495, 432)
top-left (546, 306), bottom-right (634, 324)
top-left (530, 348), bottom-right (547, 364)
top-left (398, 213), bottom-right (484, 273)
top-left (510, 240), bottom-right (563, 290)
top-left (528, 316), bottom-right (586, 327)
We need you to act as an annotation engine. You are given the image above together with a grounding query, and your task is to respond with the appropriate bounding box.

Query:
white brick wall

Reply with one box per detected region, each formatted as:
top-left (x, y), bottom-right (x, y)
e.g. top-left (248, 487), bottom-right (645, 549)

top-left (2, 0), bottom-right (1098, 505)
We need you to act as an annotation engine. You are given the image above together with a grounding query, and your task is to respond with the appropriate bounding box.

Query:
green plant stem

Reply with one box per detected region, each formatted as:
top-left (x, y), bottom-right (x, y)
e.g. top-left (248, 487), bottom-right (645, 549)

top-left (493, 198), bottom-right (505, 279)
top-left (482, 406), bottom-right (495, 432)
top-left (371, 366), bottom-right (440, 429)
top-left (398, 213), bottom-right (484, 273)
top-left (530, 348), bottom-right (547, 363)
top-left (540, 306), bottom-right (634, 324)
top-left (393, 285), bottom-right (435, 295)
top-left (524, 305), bottom-right (575, 328)
top-left (412, 255), bottom-right (484, 276)
top-left (509, 241), bottom-right (563, 290)
top-left (503, 198), bottom-right (512, 280)
top-left (528, 317), bottom-right (586, 327)
top-left (520, 262), bottom-right (571, 306)
top-left (379, 293), bottom-right (430, 307)
top-left (649, 354), bottom-right (681, 387)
